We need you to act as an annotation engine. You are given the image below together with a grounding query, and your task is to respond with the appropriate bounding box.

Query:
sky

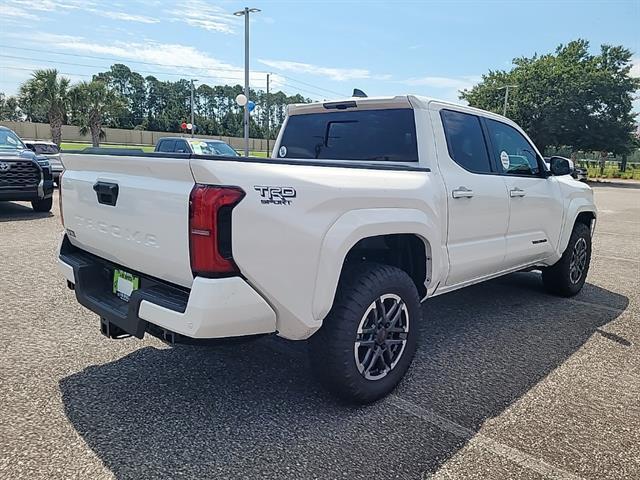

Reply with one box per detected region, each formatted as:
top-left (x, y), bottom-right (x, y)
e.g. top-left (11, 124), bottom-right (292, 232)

top-left (0, 0), bottom-right (638, 108)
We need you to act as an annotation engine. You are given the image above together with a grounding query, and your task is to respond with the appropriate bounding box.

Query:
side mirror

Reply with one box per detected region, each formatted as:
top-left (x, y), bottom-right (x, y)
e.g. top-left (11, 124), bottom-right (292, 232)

top-left (549, 156), bottom-right (573, 176)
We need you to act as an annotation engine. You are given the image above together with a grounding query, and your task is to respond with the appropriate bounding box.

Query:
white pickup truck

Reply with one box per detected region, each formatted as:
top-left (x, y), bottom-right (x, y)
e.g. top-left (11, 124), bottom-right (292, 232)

top-left (58, 95), bottom-right (596, 403)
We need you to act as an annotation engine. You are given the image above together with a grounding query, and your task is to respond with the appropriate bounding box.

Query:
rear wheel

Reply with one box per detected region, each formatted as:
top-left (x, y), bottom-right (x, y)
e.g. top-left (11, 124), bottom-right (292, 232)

top-left (309, 263), bottom-right (421, 404)
top-left (542, 222), bottom-right (591, 297)
top-left (31, 197), bottom-right (52, 212)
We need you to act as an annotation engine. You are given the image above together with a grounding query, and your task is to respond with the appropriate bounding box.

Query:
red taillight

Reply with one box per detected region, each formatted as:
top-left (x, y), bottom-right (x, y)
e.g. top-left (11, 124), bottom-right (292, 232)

top-left (189, 184), bottom-right (245, 277)
top-left (58, 169), bottom-right (65, 226)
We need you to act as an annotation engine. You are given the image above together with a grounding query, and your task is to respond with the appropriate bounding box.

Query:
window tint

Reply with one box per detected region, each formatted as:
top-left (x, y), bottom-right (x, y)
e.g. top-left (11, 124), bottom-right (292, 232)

top-left (485, 119), bottom-right (540, 176)
top-left (440, 110), bottom-right (492, 173)
top-left (278, 108), bottom-right (418, 162)
top-left (157, 139), bottom-right (176, 153)
top-left (175, 140), bottom-right (189, 153)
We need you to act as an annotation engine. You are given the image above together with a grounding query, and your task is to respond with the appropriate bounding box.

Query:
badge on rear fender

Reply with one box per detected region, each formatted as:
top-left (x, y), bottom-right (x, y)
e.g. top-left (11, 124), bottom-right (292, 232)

top-left (254, 185), bottom-right (296, 206)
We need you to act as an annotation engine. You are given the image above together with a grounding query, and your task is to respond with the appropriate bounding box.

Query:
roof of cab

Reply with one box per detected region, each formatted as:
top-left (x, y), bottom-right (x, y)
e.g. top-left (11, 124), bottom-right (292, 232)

top-left (158, 137), bottom-right (226, 143)
top-left (286, 94), bottom-right (518, 127)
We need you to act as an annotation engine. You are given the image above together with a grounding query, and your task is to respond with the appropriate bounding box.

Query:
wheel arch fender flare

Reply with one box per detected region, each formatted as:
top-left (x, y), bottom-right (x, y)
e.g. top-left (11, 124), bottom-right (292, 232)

top-left (311, 208), bottom-right (444, 322)
top-left (557, 199), bottom-right (597, 254)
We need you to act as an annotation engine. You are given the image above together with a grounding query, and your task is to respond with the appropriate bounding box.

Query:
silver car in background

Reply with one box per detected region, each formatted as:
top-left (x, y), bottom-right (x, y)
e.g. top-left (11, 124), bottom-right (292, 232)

top-left (23, 140), bottom-right (63, 183)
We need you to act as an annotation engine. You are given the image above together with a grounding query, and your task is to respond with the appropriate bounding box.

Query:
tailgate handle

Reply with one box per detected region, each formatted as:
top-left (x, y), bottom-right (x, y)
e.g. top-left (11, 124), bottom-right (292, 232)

top-left (93, 181), bottom-right (119, 206)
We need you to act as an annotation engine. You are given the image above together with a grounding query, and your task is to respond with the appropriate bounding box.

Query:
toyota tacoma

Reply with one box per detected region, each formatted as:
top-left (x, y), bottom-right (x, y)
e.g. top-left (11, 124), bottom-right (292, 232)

top-left (57, 96), bottom-right (596, 403)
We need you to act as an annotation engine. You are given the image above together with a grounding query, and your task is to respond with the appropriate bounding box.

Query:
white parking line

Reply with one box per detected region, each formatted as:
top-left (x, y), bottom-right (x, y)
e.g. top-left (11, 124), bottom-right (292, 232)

top-left (265, 340), bottom-right (584, 480)
top-left (390, 395), bottom-right (584, 480)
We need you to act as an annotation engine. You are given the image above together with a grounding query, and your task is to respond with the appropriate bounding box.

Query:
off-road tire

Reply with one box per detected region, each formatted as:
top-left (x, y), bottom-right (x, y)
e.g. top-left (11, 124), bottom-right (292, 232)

top-left (31, 197), bottom-right (52, 212)
top-left (309, 262), bottom-right (421, 404)
top-left (542, 222), bottom-right (591, 297)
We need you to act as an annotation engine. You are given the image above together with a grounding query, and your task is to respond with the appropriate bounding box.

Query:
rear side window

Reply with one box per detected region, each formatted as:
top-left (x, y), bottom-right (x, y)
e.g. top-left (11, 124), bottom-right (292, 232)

top-left (278, 108), bottom-right (418, 162)
top-left (484, 119), bottom-right (541, 176)
top-left (157, 139), bottom-right (176, 153)
top-left (440, 110), bottom-right (492, 173)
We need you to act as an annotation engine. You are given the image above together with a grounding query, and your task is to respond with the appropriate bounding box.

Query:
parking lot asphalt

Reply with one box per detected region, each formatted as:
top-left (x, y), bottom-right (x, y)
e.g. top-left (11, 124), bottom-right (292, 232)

top-left (1, 185), bottom-right (638, 480)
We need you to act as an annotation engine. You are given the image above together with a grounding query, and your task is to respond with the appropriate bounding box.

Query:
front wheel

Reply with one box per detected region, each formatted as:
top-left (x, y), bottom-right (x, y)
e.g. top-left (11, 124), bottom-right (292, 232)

top-left (309, 263), bottom-right (421, 404)
top-left (31, 197), bottom-right (52, 212)
top-left (542, 222), bottom-right (592, 297)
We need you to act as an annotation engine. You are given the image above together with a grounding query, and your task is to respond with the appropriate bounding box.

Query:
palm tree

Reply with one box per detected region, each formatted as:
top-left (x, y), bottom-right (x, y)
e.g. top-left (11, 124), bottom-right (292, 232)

top-left (18, 69), bottom-right (70, 146)
top-left (70, 80), bottom-right (122, 147)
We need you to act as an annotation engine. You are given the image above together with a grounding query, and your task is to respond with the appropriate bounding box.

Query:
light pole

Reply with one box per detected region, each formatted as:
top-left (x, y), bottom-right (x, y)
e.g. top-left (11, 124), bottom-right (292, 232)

top-left (190, 79), bottom-right (198, 138)
top-left (234, 6), bottom-right (261, 157)
top-left (497, 84), bottom-right (518, 117)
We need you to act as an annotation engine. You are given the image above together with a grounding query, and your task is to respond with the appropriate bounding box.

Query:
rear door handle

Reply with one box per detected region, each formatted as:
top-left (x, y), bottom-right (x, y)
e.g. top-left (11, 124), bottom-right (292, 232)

top-left (452, 186), bottom-right (474, 199)
top-left (510, 187), bottom-right (526, 198)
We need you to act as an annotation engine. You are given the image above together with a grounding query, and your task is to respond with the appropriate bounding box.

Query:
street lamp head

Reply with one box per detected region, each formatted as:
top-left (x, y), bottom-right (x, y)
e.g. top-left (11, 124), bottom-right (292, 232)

top-left (234, 7), bottom-right (260, 15)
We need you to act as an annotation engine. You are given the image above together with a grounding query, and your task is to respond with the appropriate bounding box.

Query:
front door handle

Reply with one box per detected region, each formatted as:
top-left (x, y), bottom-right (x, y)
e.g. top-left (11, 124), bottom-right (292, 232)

top-left (452, 186), bottom-right (474, 199)
top-left (510, 187), bottom-right (526, 198)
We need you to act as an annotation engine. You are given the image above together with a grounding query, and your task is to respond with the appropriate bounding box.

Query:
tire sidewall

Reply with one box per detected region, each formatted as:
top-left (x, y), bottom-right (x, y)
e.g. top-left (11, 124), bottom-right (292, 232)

top-left (333, 265), bottom-right (421, 401)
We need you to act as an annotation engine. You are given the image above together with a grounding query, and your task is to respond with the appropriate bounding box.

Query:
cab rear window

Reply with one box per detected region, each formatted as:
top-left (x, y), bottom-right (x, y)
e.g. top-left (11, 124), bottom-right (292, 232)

top-left (278, 108), bottom-right (418, 162)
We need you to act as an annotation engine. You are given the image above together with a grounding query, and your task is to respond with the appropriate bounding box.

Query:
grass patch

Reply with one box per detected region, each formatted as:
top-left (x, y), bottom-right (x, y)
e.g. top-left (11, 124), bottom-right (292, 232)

top-left (585, 165), bottom-right (640, 180)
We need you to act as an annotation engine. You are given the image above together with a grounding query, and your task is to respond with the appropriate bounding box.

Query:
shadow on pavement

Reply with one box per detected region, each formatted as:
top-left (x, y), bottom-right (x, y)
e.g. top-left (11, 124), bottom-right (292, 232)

top-left (587, 180), bottom-right (640, 190)
top-left (0, 201), bottom-right (53, 222)
top-left (59, 272), bottom-right (628, 479)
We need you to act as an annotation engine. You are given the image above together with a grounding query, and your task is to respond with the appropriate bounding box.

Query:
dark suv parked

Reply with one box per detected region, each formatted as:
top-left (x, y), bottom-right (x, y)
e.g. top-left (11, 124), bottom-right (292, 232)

top-left (0, 126), bottom-right (54, 212)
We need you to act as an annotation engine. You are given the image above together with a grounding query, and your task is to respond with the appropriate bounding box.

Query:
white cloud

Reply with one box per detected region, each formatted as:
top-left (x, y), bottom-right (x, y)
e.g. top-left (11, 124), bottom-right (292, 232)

top-left (167, 1), bottom-right (236, 34)
top-left (0, 4), bottom-right (38, 20)
top-left (4, 1), bottom-right (158, 24)
top-left (258, 59), bottom-right (371, 82)
top-left (92, 10), bottom-right (159, 24)
top-left (630, 57), bottom-right (640, 78)
top-left (33, 35), bottom-right (276, 89)
top-left (8, 0), bottom-right (90, 11)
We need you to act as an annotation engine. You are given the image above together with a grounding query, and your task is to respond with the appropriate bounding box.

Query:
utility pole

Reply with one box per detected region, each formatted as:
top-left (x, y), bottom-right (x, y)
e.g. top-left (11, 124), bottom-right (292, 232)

top-left (190, 79), bottom-right (198, 138)
top-left (234, 7), bottom-right (261, 157)
top-left (266, 73), bottom-right (270, 155)
top-left (498, 84), bottom-right (518, 117)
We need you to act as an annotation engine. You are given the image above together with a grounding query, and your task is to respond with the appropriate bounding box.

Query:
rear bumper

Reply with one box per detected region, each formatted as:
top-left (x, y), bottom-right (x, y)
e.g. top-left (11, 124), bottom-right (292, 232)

top-left (58, 237), bottom-right (276, 340)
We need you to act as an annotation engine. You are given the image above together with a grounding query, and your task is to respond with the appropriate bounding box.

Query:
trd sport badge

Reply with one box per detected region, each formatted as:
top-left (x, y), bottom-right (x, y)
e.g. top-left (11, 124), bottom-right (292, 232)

top-left (254, 185), bottom-right (296, 206)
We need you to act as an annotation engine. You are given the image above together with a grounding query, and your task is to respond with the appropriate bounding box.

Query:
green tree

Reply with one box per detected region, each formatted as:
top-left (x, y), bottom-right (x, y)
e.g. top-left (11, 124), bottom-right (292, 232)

top-left (460, 40), bottom-right (640, 154)
top-left (94, 64), bottom-right (146, 129)
top-left (18, 69), bottom-right (71, 145)
top-left (70, 80), bottom-right (123, 147)
top-left (0, 92), bottom-right (21, 121)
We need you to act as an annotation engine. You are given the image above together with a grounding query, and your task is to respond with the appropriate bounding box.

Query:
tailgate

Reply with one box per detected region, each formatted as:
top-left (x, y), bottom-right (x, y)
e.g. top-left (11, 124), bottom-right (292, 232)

top-left (61, 153), bottom-right (195, 288)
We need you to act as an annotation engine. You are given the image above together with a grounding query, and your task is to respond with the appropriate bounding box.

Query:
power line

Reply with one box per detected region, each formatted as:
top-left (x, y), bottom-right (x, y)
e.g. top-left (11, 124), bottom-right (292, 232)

top-left (0, 44), bottom-right (344, 98)
top-left (0, 44), bottom-right (256, 74)
top-left (0, 65), bottom-right (327, 99)
top-left (0, 55), bottom-right (267, 85)
top-left (276, 74), bottom-right (346, 97)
